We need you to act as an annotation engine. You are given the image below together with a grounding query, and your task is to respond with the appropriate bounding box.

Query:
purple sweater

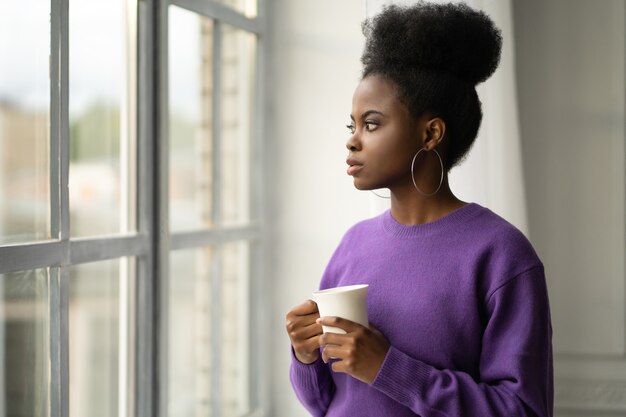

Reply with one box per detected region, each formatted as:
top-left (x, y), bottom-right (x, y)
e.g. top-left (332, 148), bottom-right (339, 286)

top-left (290, 203), bottom-right (553, 417)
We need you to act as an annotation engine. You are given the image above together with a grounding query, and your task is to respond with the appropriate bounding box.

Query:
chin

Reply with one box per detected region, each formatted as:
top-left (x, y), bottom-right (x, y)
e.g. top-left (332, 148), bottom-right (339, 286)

top-left (353, 179), bottom-right (367, 191)
top-left (353, 179), bottom-right (380, 192)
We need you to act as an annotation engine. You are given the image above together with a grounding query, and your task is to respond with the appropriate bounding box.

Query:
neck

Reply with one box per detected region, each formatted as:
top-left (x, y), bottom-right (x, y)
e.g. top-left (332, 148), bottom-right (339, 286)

top-left (389, 177), bottom-right (466, 225)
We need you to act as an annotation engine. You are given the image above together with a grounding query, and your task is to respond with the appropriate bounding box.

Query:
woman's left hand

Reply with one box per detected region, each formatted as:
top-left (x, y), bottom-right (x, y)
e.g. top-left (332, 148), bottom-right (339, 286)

top-left (317, 316), bottom-right (390, 384)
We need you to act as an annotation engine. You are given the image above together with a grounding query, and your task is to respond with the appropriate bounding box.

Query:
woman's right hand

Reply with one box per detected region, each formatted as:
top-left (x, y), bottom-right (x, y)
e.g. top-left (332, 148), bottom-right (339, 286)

top-left (285, 299), bottom-right (323, 364)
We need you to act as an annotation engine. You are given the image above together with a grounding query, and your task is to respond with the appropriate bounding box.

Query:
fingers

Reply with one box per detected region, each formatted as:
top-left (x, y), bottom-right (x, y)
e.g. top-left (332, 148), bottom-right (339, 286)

top-left (320, 344), bottom-right (344, 363)
top-left (316, 316), bottom-right (361, 333)
top-left (286, 313), bottom-right (319, 334)
top-left (286, 301), bottom-right (324, 364)
top-left (289, 299), bottom-right (319, 316)
top-left (317, 320), bottom-right (390, 384)
top-left (318, 331), bottom-right (346, 347)
top-left (289, 322), bottom-right (323, 365)
top-left (315, 317), bottom-right (363, 364)
top-left (289, 321), bottom-right (323, 342)
top-left (285, 300), bottom-right (321, 339)
top-left (328, 353), bottom-right (359, 376)
top-left (318, 332), bottom-right (352, 363)
top-left (294, 336), bottom-right (322, 358)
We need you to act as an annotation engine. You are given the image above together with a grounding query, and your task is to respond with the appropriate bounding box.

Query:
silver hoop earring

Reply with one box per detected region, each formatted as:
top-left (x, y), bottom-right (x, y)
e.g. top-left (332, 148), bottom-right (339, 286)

top-left (370, 189), bottom-right (391, 199)
top-left (410, 148), bottom-right (444, 196)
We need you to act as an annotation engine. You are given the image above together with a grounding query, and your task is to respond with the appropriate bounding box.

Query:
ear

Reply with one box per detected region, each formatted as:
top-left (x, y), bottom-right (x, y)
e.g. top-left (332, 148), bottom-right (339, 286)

top-left (421, 117), bottom-right (446, 151)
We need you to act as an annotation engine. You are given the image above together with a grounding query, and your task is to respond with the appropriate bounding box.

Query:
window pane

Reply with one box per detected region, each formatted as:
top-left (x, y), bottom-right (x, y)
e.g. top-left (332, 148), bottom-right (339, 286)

top-left (69, 0), bottom-right (137, 237)
top-left (169, 12), bottom-right (257, 230)
top-left (69, 257), bottom-right (134, 417)
top-left (169, 247), bottom-right (214, 417)
top-left (221, 26), bottom-right (256, 227)
top-left (0, 268), bottom-right (50, 417)
top-left (214, 0), bottom-right (258, 18)
top-left (0, 1), bottom-right (51, 244)
top-left (169, 7), bottom-right (214, 231)
top-left (169, 242), bottom-right (251, 416)
top-left (221, 241), bottom-right (250, 415)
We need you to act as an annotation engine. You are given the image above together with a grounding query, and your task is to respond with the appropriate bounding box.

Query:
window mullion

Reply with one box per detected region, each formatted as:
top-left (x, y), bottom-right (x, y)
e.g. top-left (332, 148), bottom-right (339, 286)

top-left (50, 0), bottom-right (61, 242)
top-left (156, 1), bottom-right (171, 417)
top-left (169, 225), bottom-right (260, 250)
top-left (58, 3), bottom-right (70, 243)
top-left (170, 0), bottom-right (262, 34)
top-left (257, 19), bottom-right (267, 414)
top-left (136, 0), bottom-right (157, 416)
top-left (248, 8), bottom-right (266, 412)
top-left (50, 0), bottom-right (70, 242)
top-left (210, 245), bottom-right (223, 417)
top-left (211, 19), bottom-right (223, 417)
top-left (49, 0), bottom-right (70, 416)
top-left (49, 266), bottom-right (69, 417)
top-left (134, 1), bottom-right (158, 417)
top-left (212, 20), bottom-right (222, 228)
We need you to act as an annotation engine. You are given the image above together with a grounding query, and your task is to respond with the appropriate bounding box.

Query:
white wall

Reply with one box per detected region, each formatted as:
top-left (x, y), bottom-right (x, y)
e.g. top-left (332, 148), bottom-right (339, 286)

top-left (514, 1), bottom-right (626, 414)
top-left (266, 1), bottom-right (368, 416)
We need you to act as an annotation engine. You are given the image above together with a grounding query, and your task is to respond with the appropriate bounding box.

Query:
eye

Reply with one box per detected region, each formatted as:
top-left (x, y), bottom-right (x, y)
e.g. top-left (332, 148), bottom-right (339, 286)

top-left (364, 121), bottom-right (378, 132)
top-left (346, 123), bottom-right (356, 134)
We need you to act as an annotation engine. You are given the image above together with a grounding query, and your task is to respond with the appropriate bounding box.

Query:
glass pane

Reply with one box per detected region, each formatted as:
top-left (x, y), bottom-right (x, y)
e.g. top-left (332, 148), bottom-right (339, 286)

top-left (169, 247), bottom-right (214, 417)
top-left (0, 268), bottom-right (50, 417)
top-left (214, 0), bottom-right (258, 18)
top-left (221, 241), bottom-right (250, 415)
top-left (168, 242), bottom-right (251, 416)
top-left (169, 12), bottom-right (257, 230)
top-left (169, 7), bottom-right (214, 231)
top-left (69, 257), bottom-right (133, 417)
top-left (221, 26), bottom-right (256, 227)
top-left (0, 1), bottom-right (51, 244)
top-left (69, 0), bottom-right (137, 237)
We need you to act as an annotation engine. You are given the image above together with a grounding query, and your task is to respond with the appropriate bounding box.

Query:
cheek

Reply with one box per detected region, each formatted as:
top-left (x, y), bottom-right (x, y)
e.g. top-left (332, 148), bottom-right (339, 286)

top-left (371, 134), bottom-right (413, 169)
top-left (366, 146), bottom-right (411, 182)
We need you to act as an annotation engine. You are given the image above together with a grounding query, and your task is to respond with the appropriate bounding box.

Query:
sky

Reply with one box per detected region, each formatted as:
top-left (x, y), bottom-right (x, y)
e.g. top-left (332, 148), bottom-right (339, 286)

top-left (0, 0), bottom-right (199, 118)
top-left (0, 0), bottom-right (51, 110)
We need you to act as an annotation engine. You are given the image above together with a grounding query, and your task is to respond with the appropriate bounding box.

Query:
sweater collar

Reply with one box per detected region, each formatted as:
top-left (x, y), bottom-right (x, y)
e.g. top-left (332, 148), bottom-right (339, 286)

top-left (381, 203), bottom-right (483, 238)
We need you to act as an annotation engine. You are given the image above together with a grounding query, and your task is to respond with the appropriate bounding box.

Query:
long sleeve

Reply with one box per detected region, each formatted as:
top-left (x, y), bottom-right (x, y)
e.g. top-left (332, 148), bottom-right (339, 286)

top-left (370, 267), bottom-right (553, 417)
top-left (289, 348), bottom-right (336, 416)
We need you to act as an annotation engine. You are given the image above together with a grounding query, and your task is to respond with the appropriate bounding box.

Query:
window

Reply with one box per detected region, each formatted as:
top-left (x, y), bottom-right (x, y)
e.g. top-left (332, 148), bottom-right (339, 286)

top-left (0, 0), bottom-right (266, 416)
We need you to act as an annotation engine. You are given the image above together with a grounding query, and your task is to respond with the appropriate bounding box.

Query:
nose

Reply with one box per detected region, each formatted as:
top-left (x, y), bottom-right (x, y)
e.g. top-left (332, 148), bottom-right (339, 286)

top-left (346, 131), bottom-right (361, 152)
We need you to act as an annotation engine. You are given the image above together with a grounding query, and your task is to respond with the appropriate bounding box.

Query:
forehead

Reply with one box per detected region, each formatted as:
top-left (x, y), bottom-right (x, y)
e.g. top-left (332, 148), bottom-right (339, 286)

top-left (352, 75), bottom-right (405, 114)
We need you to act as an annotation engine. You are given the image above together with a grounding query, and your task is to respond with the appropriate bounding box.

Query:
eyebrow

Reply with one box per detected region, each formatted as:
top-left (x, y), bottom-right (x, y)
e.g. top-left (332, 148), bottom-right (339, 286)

top-left (350, 110), bottom-right (385, 121)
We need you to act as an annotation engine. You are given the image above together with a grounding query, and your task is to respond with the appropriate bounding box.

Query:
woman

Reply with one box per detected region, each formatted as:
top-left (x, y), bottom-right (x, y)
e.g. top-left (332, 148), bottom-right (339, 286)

top-left (285, 3), bottom-right (553, 416)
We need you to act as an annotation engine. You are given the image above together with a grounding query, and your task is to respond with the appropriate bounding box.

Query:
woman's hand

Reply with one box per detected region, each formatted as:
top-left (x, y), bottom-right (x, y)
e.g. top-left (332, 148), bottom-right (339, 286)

top-left (285, 300), bottom-right (323, 364)
top-left (317, 316), bottom-right (390, 384)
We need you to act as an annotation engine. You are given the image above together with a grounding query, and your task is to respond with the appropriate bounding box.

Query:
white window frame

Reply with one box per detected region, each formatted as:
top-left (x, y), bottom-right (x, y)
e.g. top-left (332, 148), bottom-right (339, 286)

top-left (0, 0), bottom-right (268, 416)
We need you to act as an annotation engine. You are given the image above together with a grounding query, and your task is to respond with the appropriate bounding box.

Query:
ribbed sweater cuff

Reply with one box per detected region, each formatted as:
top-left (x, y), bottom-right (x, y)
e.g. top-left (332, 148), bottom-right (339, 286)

top-left (371, 346), bottom-right (431, 405)
top-left (290, 348), bottom-right (328, 391)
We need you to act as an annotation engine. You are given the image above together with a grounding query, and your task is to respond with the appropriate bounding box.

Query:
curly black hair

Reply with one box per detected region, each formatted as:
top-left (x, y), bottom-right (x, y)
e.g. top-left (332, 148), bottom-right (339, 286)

top-left (361, 2), bottom-right (502, 171)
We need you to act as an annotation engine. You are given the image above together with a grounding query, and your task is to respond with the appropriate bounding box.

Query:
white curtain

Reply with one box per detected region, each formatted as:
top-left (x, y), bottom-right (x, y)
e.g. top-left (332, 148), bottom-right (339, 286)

top-left (366, 0), bottom-right (528, 234)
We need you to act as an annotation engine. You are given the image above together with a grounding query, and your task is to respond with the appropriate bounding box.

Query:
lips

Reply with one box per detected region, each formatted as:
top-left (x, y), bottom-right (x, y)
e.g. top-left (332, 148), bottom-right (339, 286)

top-left (346, 157), bottom-right (363, 176)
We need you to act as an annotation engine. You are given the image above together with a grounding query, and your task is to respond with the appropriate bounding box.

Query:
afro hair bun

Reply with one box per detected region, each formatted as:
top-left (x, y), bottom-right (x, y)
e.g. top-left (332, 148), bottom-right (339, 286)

top-left (361, 2), bottom-right (503, 86)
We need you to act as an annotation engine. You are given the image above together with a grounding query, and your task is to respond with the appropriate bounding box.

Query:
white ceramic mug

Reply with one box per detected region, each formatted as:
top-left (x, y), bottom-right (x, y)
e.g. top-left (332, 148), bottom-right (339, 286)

top-left (312, 284), bottom-right (369, 334)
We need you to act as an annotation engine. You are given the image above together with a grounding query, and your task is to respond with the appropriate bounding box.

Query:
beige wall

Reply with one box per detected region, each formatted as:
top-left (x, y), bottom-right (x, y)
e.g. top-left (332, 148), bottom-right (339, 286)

top-left (266, 1), bottom-right (369, 415)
